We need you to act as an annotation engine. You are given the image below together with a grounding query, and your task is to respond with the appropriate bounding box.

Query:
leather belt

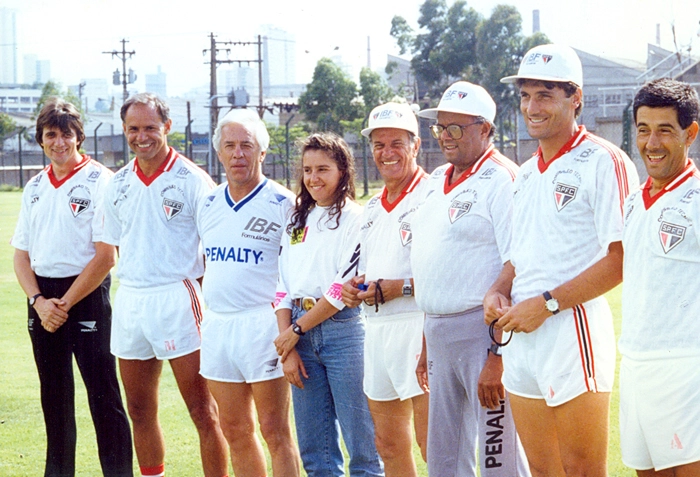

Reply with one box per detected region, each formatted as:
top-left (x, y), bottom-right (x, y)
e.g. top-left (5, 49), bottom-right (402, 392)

top-left (292, 297), bottom-right (320, 311)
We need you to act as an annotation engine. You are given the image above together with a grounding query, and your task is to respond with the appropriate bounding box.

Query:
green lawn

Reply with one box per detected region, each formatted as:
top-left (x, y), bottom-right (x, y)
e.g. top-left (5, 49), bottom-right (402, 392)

top-left (0, 190), bottom-right (634, 476)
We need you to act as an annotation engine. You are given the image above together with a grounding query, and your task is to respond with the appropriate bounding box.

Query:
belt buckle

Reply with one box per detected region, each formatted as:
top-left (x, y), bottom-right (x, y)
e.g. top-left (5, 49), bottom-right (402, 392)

top-left (301, 297), bottom-right (317, 311)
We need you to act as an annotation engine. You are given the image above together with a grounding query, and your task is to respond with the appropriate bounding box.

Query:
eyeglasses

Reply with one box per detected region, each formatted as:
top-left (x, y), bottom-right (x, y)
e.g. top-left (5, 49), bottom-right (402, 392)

top-left (429, 122), bottom-right (481, 140)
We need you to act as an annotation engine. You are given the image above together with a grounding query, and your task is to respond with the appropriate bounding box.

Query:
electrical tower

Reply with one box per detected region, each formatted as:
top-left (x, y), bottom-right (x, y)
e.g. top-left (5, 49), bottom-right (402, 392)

top-left (103, 39), bottom-right (136, 164)
top-left (203, 33), bottom-right (264, 181)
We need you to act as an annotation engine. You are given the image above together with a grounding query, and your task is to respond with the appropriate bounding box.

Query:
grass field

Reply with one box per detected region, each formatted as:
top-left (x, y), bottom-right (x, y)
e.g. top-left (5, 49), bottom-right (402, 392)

top-left (0, 190), bottom-right (635, 476)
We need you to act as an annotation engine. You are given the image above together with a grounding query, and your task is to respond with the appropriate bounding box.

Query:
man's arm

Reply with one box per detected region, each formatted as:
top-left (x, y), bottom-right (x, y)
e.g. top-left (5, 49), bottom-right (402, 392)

top-left (59, 242), bottom-right (117, 312)
top-left (13, 249), bottom-right (68, 332)
top-left (495, 241), bottom-right (623, 333)
top-left (483, 260), bottom-right (515, 324)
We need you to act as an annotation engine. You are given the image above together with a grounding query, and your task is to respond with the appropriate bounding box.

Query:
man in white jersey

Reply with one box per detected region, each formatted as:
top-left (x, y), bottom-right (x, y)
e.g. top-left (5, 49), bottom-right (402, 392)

top-left (620, 78), bottom-right (700, 476)
top-left (13, 98), bottom-right (133, 476)
top-left (411, 81), bottom-right (529, 477)
top-left (198, 108), bottom-right (300, 476)
top-left (341, 102), bottom-right (428, 477)
top-left (485, 44), bottom-right (639, 476)
top-left (103, 93), bottom-right (227, 477)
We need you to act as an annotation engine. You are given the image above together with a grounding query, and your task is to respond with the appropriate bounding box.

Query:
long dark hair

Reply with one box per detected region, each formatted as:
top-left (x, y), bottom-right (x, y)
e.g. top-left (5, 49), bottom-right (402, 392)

top-left (288, 132), bottom-right (356, 233)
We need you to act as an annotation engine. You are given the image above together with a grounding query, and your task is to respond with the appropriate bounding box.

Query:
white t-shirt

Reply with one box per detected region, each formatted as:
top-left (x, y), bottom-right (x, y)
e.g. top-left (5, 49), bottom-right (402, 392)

top-left (360, 168), bottom-right (428, 317)
top-left (197, 178), bottom-right (294, 313)
top-left (275, 200), bottom-right (363, 311)
top-left (510, 126), bottom-right (639, 303)
top-left (411, 145), bottom-right (518, 314)
top-left (103, 148), bottom-right (214, 288)
top-left (12, 156), bottom-right (112, 278)
top-left (620, 160), bottom-right (700, 360)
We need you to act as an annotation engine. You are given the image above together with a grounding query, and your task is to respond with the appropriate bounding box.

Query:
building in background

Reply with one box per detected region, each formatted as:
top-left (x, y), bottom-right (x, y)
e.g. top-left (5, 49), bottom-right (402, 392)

top-left (145, 66), bottom-right (167, 98)
top-left (23, 54), bottom-right (51, 85)
top-left (0, 8), bottom-right (18, 84)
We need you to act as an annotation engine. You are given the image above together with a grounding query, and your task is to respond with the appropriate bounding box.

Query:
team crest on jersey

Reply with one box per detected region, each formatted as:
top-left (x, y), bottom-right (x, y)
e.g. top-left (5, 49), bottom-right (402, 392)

top-left (69, 197), bottom-right (90, 217)
top-left (399, 222), bottom-right (412, 246)
top-left (162, 199), bottom-right (184, 220)
top-left (659, 221), bottom-right (685, 254)
top-left (449, 200), bottom-right (472, 223)
top-left (554, 183), bottom-right (577, 211)
top-left (290, 226), bottom-right (308, 245)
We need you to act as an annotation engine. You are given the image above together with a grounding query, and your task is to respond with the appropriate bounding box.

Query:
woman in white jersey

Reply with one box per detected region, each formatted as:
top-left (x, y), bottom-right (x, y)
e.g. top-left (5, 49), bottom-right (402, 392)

top-left (274, 133), bottom-right (383, 476)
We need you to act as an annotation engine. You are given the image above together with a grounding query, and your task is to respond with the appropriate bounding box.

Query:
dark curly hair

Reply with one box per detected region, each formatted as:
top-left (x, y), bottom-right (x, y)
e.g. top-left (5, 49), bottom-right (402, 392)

top-left (287, 132), bottom-right (356, 233)
top-left (633, 78), bottom-right (700, 130)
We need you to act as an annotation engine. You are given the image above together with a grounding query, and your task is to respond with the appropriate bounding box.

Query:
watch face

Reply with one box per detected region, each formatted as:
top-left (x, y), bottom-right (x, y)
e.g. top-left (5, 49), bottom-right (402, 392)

top-left (546, 299), bottom-right (559, 312)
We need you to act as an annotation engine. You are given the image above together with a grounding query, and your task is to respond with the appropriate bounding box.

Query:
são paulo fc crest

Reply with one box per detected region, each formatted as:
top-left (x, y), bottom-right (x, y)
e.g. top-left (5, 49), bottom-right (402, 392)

top-left (554, 182), bottom-right (577, 211)
top-left (162, 198), bottom-right (184, 221)
top-left (659, 221), bottom-right (686, 254)
top-left (69, 197), bottom-right (90, 217)
top-left (449, 199), bottom-right (472, 223)
top-left (399, 222), bottom-right (412, 246)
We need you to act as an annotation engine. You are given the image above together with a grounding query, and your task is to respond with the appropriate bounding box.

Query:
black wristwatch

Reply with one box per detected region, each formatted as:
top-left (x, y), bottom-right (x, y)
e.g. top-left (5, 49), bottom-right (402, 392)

top-left (292, 323), bottom-right (305, 336)
top-left (29, 293), bottom-right (43, 307)
top-left (488, 343), bottom-right (502, 357)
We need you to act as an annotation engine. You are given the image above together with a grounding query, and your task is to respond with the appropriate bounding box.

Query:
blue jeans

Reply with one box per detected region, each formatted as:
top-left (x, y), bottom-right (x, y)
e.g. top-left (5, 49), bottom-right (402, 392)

top-left (291, 306), bottom-right (384, 477)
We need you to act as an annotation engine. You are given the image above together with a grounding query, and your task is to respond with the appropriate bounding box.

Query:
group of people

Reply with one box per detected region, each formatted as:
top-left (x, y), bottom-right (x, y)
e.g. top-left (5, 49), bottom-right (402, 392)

top-left (12, 42), bottom-right (700, 477)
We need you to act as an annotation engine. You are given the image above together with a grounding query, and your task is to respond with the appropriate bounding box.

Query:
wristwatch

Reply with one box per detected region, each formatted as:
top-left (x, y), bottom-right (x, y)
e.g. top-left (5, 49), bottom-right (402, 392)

top-left (488, 343), bottom-right (502, 357)
top-left (292, 323), bottom-right (305, 336)
top-left (29, 293), bottom-right (43, 307)
top-left (543, 291), bottom-right (560, 315)
top-left (402, 279), bottom-right (413, 297)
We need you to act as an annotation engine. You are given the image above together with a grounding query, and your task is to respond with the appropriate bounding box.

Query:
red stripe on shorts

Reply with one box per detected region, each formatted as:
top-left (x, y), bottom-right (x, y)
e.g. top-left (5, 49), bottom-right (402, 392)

top-left (183, 279), bottom-right (203, 334)
top-left (573, 304), bottom-right (598, 392)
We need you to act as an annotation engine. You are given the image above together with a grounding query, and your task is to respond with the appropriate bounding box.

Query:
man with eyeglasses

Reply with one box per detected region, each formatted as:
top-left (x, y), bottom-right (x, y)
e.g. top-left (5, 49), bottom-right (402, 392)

top-left (410, 81), bottom-right (530, 477)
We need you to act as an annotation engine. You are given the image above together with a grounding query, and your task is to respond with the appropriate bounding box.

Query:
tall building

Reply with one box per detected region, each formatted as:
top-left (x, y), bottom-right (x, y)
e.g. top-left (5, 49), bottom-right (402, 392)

top-left (0, 8), bottom-right (18, 84)
top-left (145, 65), bottom-right (167, 98)
top-left (260, 25), bottom-right (296, 96)
top-left (23, 54), bottom-right (51, 85)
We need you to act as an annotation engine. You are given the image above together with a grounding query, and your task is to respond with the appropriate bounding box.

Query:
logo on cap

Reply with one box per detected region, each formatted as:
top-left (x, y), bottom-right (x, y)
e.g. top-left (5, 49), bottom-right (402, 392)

top-left (69, 197), bottom-right (90, 217)
top-left (542, 55), bottom-right (553, 64)
top-left (162, 199), bottom-right (184, 221)
top-left (659, 221), bottom-right (685, 254)
top-left (373, 109), bottom-right (403, 120)
top-left (554, 183), bottom-right (577, 211)
top-left (445, 90), bottom-right (469, 101)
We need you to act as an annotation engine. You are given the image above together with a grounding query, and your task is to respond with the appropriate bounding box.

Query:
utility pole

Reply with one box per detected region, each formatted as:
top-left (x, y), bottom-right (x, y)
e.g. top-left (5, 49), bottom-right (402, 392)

top-left (104, 39), bottom-right (136, 165)
top-left (204, 34), bottom-right (265, 181)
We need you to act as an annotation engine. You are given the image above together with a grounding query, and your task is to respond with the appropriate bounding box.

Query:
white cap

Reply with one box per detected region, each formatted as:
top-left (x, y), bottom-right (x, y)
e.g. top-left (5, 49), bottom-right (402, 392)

top-left (361, 102), bottom-right (418, 138)
top-left (501, 44), bottom-right (583, 88)
top-left (417, 81), bottom-right (496, 123)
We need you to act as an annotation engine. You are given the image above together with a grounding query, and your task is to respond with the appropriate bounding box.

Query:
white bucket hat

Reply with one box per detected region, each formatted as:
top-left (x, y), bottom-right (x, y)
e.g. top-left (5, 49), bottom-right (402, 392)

top-left (361, 102), bottom-right (418, 138)
top-left (417, 81), bottom-right (496, 123)
top-left (501, 44), bottom-right (583, 88)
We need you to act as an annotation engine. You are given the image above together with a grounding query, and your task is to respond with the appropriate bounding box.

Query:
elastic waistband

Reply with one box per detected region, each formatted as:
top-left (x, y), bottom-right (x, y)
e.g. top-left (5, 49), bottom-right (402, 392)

top-left (426, 305), bottom-right (484, 320)
top-left (119, 279), bottom-right (200, 294)
top-left (206, 304), bottom-right (274, 320)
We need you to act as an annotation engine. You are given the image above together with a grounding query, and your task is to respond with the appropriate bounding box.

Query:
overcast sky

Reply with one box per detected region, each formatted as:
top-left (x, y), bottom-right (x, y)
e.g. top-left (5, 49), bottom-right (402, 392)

top-left (4, 0), bottom-right (699, 96)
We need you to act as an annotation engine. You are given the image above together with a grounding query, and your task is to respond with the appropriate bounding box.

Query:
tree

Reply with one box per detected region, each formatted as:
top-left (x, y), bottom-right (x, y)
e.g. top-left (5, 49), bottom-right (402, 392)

top-left (167, 131), bottom-right (186, 152)
top-left (0, 112), bottom-right (18, 153)
top-left (34, 80), bottom-right (82, 117)
top-left (266, 122), bottom-right (309, 183)
top-left (299, 58), bottom-right (362, 134)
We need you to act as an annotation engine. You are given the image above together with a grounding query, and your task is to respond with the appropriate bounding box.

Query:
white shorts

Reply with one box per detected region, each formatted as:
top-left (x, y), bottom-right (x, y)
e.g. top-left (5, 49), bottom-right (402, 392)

top-left (364, 311), bottom-right (425, 401)
top-left (200, 305), bottom-right (283, 383)
top-left (620, 355), bottom-right (700, 471)
top-left (111, 279), bottom-right (203, 360)
top-left (502, 296), bottom-right (615, 406)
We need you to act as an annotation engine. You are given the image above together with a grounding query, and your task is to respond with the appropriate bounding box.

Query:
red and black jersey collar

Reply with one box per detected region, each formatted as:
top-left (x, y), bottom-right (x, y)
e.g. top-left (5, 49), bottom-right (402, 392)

top-left (641, 159), bottom-right (698, 210)
top-left (443, 144), bottom-right (495, 194)
top-left (381, 167), bottom-right (428, 212)
top-left (47, 154), bottom-right (91, 188)
top-left (536, 125), bottom-right (587, 173)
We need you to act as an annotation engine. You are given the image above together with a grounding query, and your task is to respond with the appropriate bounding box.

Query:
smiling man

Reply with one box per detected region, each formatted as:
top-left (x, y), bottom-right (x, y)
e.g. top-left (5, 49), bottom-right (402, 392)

top-left (341, 101), bottom-right (428, 477)
top-left (103, 93), bottom-right (228, 477)
top-left (409, 82), bottom-right (529, 477)
top-left (197, 109), bottom-right (300, 477)
top-left (619, 78), bottom-right (700, 477)
top-left (484, 44), bottom-right (639, 476)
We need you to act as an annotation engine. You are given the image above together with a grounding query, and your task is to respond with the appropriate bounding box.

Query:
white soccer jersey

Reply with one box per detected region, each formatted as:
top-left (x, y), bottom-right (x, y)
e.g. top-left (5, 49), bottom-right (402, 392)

top-left (620, 160), bottom-right (700, 360)
top-left (360, 168), bottom-right (428, 317)
top-left (275, 200), bottom-right (363, 311)
top-left (12, 156), bottom-right (112, 278)
top-left (197, 179), bottom-right (294, 313)
top-left (510, 126), bottom-right (639, 304)
top-left (103, 148), bottom-right (214, 288)
top-left (411, 145), bottom-right (518, 315)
